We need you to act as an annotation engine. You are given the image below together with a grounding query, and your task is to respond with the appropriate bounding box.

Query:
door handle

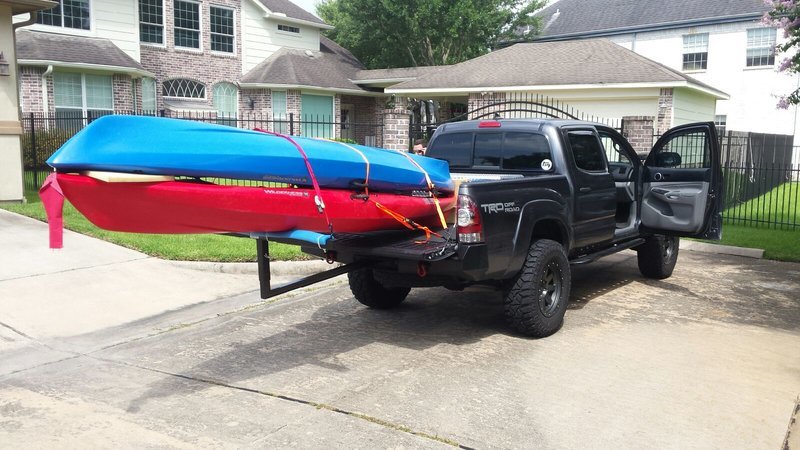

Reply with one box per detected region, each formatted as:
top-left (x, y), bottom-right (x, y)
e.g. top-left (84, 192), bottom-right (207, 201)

top-left (579, 187), bottom-right (592, 193)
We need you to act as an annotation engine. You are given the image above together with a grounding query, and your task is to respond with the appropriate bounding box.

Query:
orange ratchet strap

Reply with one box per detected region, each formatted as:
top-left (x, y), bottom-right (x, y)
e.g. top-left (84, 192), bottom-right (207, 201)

top-left (372, 200), bottom-right (443, 241)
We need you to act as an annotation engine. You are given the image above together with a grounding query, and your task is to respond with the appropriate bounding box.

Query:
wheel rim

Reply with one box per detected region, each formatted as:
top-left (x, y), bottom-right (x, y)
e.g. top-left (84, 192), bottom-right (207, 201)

top-left (662, 237), bottom-right (675, 263)
top-left (539, 262), bottom-right (562, 318)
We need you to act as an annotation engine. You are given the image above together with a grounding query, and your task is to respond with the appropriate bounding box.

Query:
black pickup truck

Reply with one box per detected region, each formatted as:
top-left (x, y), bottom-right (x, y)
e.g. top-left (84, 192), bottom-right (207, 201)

top-left (303, 119), bottom-right (722, 338)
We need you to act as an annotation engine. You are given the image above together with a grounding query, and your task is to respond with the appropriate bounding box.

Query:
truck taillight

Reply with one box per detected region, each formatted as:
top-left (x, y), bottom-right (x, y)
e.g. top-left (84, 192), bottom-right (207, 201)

top-left (457, 195), bottom-right (483, 243)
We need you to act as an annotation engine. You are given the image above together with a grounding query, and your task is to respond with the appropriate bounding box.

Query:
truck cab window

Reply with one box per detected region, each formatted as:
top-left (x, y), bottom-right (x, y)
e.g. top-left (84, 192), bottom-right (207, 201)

top-left (474, 133), bottom-right (502, 167)
top-left (503, 132), bottom-right (551, 170)
top-left (427, 132), bottom-right (473, 167)
top-left (567, 132), bottom-right (607, 172)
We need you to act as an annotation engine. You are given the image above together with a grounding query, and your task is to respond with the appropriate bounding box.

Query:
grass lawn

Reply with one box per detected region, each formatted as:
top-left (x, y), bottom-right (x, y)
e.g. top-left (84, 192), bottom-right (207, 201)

top-left (724, 181), bottom-right (800, 227)
top-left (1, 190), bottom-right (308, 262)
top-left (709, 223), bottom-right (800, 262)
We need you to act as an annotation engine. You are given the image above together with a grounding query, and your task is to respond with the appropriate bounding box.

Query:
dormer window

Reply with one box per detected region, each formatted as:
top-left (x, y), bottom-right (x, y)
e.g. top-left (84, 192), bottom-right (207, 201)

top-left (278, 24), bottom-right (300, 34)
top-left (37, 0), bottom-right (90, 30)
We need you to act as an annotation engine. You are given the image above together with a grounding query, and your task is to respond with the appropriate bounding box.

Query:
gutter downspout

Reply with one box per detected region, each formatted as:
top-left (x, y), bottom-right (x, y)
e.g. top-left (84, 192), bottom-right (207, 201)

top-left (41, 64), bottom-right (53, 121)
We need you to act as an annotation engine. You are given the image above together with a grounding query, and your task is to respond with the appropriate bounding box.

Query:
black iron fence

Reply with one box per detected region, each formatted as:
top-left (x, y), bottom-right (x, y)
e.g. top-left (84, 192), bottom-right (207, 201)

top-left (409, 92), bottom-right (622, 145)
top-left (719, 132), bottom-right (799, 230)
top-left (21, 110), bottom-right (383, 192)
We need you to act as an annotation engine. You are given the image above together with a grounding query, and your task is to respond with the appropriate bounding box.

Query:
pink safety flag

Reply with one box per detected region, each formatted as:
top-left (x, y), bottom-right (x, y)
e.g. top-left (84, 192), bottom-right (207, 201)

top-left (39, 173), bottom-right (64, 249)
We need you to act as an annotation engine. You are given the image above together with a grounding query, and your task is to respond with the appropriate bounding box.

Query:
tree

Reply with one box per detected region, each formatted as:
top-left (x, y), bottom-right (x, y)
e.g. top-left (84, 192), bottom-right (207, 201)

top-left (316, 0), bottom-right (543, 69)
top-left (764, 0), bottom-right (800, 107)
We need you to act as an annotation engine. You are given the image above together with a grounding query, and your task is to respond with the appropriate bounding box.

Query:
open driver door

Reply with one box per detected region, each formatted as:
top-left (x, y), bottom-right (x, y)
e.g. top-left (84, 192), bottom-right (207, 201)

top-left (641, 122), bottom-right (722, 240)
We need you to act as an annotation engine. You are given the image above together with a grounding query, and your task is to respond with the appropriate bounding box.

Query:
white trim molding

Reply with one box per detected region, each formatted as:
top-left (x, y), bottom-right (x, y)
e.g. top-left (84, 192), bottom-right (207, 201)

top-left (18, 60), bottom-right (154, 78)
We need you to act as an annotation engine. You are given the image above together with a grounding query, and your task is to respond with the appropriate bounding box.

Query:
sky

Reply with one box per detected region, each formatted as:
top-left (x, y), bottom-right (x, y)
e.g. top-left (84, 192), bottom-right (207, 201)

top-left (292, 0), bottom-right (321, 18)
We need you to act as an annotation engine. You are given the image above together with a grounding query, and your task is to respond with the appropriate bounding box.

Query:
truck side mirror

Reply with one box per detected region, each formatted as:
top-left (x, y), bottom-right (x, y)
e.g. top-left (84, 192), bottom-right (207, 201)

top-left (655, 151), bottom-right (682, 168)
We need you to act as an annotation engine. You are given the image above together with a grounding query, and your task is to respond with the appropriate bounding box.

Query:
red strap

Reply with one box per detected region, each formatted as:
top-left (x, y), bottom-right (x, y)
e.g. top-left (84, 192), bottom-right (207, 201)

top-left (254, 128), bottom-right (332, 231)
top-left (39, 173), bottom-right (64, 249)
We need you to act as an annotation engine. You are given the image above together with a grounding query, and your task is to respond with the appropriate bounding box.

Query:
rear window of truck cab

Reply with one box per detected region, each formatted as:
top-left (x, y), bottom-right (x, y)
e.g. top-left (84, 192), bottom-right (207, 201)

top-left (428, 131), bottom-right (552, 171)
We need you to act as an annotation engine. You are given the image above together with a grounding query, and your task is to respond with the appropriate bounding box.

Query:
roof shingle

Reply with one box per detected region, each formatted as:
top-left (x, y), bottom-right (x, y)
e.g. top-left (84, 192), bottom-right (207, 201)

top-left (257, 0), bottom-right (326, 25)
top-left (388, 39), bottom-right (726, 97)
top-left (16, 30), bottom-right (146, 71)
top-left (536, 0), bottom-right (770, 39)
top-left (240, 36), bottom-right (366, 91)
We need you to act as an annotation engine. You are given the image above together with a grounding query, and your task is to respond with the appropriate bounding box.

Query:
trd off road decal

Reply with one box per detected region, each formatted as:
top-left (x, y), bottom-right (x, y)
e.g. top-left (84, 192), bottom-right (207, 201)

top-left (481, 202), bottom-right (520, 214)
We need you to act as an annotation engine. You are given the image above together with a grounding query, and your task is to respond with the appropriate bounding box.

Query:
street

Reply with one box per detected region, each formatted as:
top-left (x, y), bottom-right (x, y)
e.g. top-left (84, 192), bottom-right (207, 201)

top-left (1, 211), bottom-right (799, 448)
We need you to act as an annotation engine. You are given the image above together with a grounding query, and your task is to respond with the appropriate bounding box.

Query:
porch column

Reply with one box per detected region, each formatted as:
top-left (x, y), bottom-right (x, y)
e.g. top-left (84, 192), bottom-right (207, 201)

top-left (381, 96), bottom-right (410, 151)
top-left (656, 88), bottom-right (674, 136)
top-left (621, 116), bottom-right (655, 154)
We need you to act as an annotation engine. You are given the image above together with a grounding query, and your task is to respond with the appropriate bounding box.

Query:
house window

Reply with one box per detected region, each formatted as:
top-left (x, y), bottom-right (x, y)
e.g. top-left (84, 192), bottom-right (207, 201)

top-left (747, 28), bottom-right (776, 67)
top-left (162, 78), bottom-right (205, 98)
top-left (174, 0), bottom-right (200, 49)
top-left (277, 24), bottom-right (300, 34)
top-left (54, 72), bottom-right (113, 120)
top-left (37, 0), bottom-right (90, 30)
top-left (714, 115), bottom-right (727, 136)
top-left (272, 91), bottom-right (288, 133)
top-left (141, 77), bottom-right (157, 112)
top-left (139, 0), bottom-right (163, 44)
top-left (683, 33), bottom-right (708, 71)
top-left (210, 6), bottom-right (234, 53)
top-left (213, 82), bottom-right (237, 124)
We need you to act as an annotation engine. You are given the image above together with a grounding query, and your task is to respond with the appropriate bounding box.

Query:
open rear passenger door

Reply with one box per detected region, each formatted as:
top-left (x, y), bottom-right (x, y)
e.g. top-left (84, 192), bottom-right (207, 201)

top-left (641, 122), bottom-right (722, 239)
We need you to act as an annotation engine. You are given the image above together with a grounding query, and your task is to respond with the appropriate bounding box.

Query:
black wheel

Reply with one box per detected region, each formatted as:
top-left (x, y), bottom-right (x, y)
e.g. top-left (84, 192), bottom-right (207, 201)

top-left (637, 235), bottom-right (679, 279)
top-left (504, 239), bottom-right (571, 338)
top-left (348, 268), bottom-right (410, 309)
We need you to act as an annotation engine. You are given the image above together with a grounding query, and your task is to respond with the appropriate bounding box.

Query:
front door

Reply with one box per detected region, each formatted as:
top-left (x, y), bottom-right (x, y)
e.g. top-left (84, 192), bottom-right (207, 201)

top-left (641, 122), bottom-right (722, 239)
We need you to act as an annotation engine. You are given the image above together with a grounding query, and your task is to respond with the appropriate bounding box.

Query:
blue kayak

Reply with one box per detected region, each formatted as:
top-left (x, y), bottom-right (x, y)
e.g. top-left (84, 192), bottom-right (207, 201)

top-left (47, 116), bottom-right (454, 193)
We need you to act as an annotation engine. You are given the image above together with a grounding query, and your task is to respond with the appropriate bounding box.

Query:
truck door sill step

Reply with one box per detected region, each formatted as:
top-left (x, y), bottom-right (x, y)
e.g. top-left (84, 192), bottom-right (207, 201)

top-left (570, 238), bottom-right (645, 265)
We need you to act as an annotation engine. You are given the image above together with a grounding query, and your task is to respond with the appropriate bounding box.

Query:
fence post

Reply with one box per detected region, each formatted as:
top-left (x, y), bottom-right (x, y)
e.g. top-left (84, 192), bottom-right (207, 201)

top-left (30, 112), bottom-right (38, 189)
top-left (408, 113), bottom-right (414, 152)
top-left (289, 113), bottom-right (295, 135)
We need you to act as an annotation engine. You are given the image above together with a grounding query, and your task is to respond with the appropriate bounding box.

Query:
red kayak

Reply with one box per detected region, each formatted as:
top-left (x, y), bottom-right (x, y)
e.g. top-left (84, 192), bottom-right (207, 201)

top-left (55, 173), bottom-right (455, 234)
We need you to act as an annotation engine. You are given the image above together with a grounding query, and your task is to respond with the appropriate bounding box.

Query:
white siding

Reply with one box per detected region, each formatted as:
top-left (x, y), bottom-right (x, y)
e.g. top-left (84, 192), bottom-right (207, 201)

top-left (608, 22), bottom-right (800, 142)
top-left (242, 0), bottom-right (320, 73)
top-left (13, 0), bottom-right (139, 61)
top-left (94, 0), bottom-right (139, 60)
top-left (672, 88), bottom-right (716, 125)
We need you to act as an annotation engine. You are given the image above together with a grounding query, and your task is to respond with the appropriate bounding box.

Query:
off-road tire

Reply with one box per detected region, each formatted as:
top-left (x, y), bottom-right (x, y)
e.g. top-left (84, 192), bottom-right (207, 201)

top-left (637, 235), bottom-right (679, 279)
top-left (348, 268), bottom-right (411, 309)
top-left (504, 239), bottom-right (571, 338)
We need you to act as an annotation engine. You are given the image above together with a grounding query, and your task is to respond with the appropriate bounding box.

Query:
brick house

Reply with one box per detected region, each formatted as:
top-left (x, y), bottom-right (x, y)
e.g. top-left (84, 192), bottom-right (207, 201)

top-left (12, 0), bottom-right (392, 142)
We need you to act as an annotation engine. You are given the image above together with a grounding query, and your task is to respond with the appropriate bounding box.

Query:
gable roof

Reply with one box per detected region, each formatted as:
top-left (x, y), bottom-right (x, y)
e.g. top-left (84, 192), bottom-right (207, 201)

top-left (536, 0), bottom-right (770, 40)
top-left (15, 30), bottom-right (151, 76)
top-left (387, 39), bottom-right (727, 98)
top-left (257, 0), bottom-right (327, 26)
top-left (354, 66), bottom-right (446, 85)
top-left (240, 36), bottom-right (375, 94)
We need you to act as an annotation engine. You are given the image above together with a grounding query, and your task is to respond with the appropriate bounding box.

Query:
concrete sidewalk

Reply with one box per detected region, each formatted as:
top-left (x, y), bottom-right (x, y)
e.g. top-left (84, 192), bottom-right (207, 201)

top-left (0, 210), bottom-right (262, 341)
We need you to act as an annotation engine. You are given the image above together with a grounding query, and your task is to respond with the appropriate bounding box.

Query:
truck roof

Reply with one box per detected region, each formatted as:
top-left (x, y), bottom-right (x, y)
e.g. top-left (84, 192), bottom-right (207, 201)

top-left (433, 118), bottom-right (608, 134)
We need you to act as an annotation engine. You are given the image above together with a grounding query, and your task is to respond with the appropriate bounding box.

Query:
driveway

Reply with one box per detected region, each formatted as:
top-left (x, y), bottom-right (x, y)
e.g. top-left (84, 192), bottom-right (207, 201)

top-left (1, 210), bottom-right (799, 448)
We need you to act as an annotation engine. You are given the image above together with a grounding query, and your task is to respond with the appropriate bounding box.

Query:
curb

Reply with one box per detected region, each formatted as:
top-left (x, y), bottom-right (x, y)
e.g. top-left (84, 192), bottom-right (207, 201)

top-left (169, 259), bottom-right (341, 276)
top-left (680, 240), bottom-right (764, 259)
